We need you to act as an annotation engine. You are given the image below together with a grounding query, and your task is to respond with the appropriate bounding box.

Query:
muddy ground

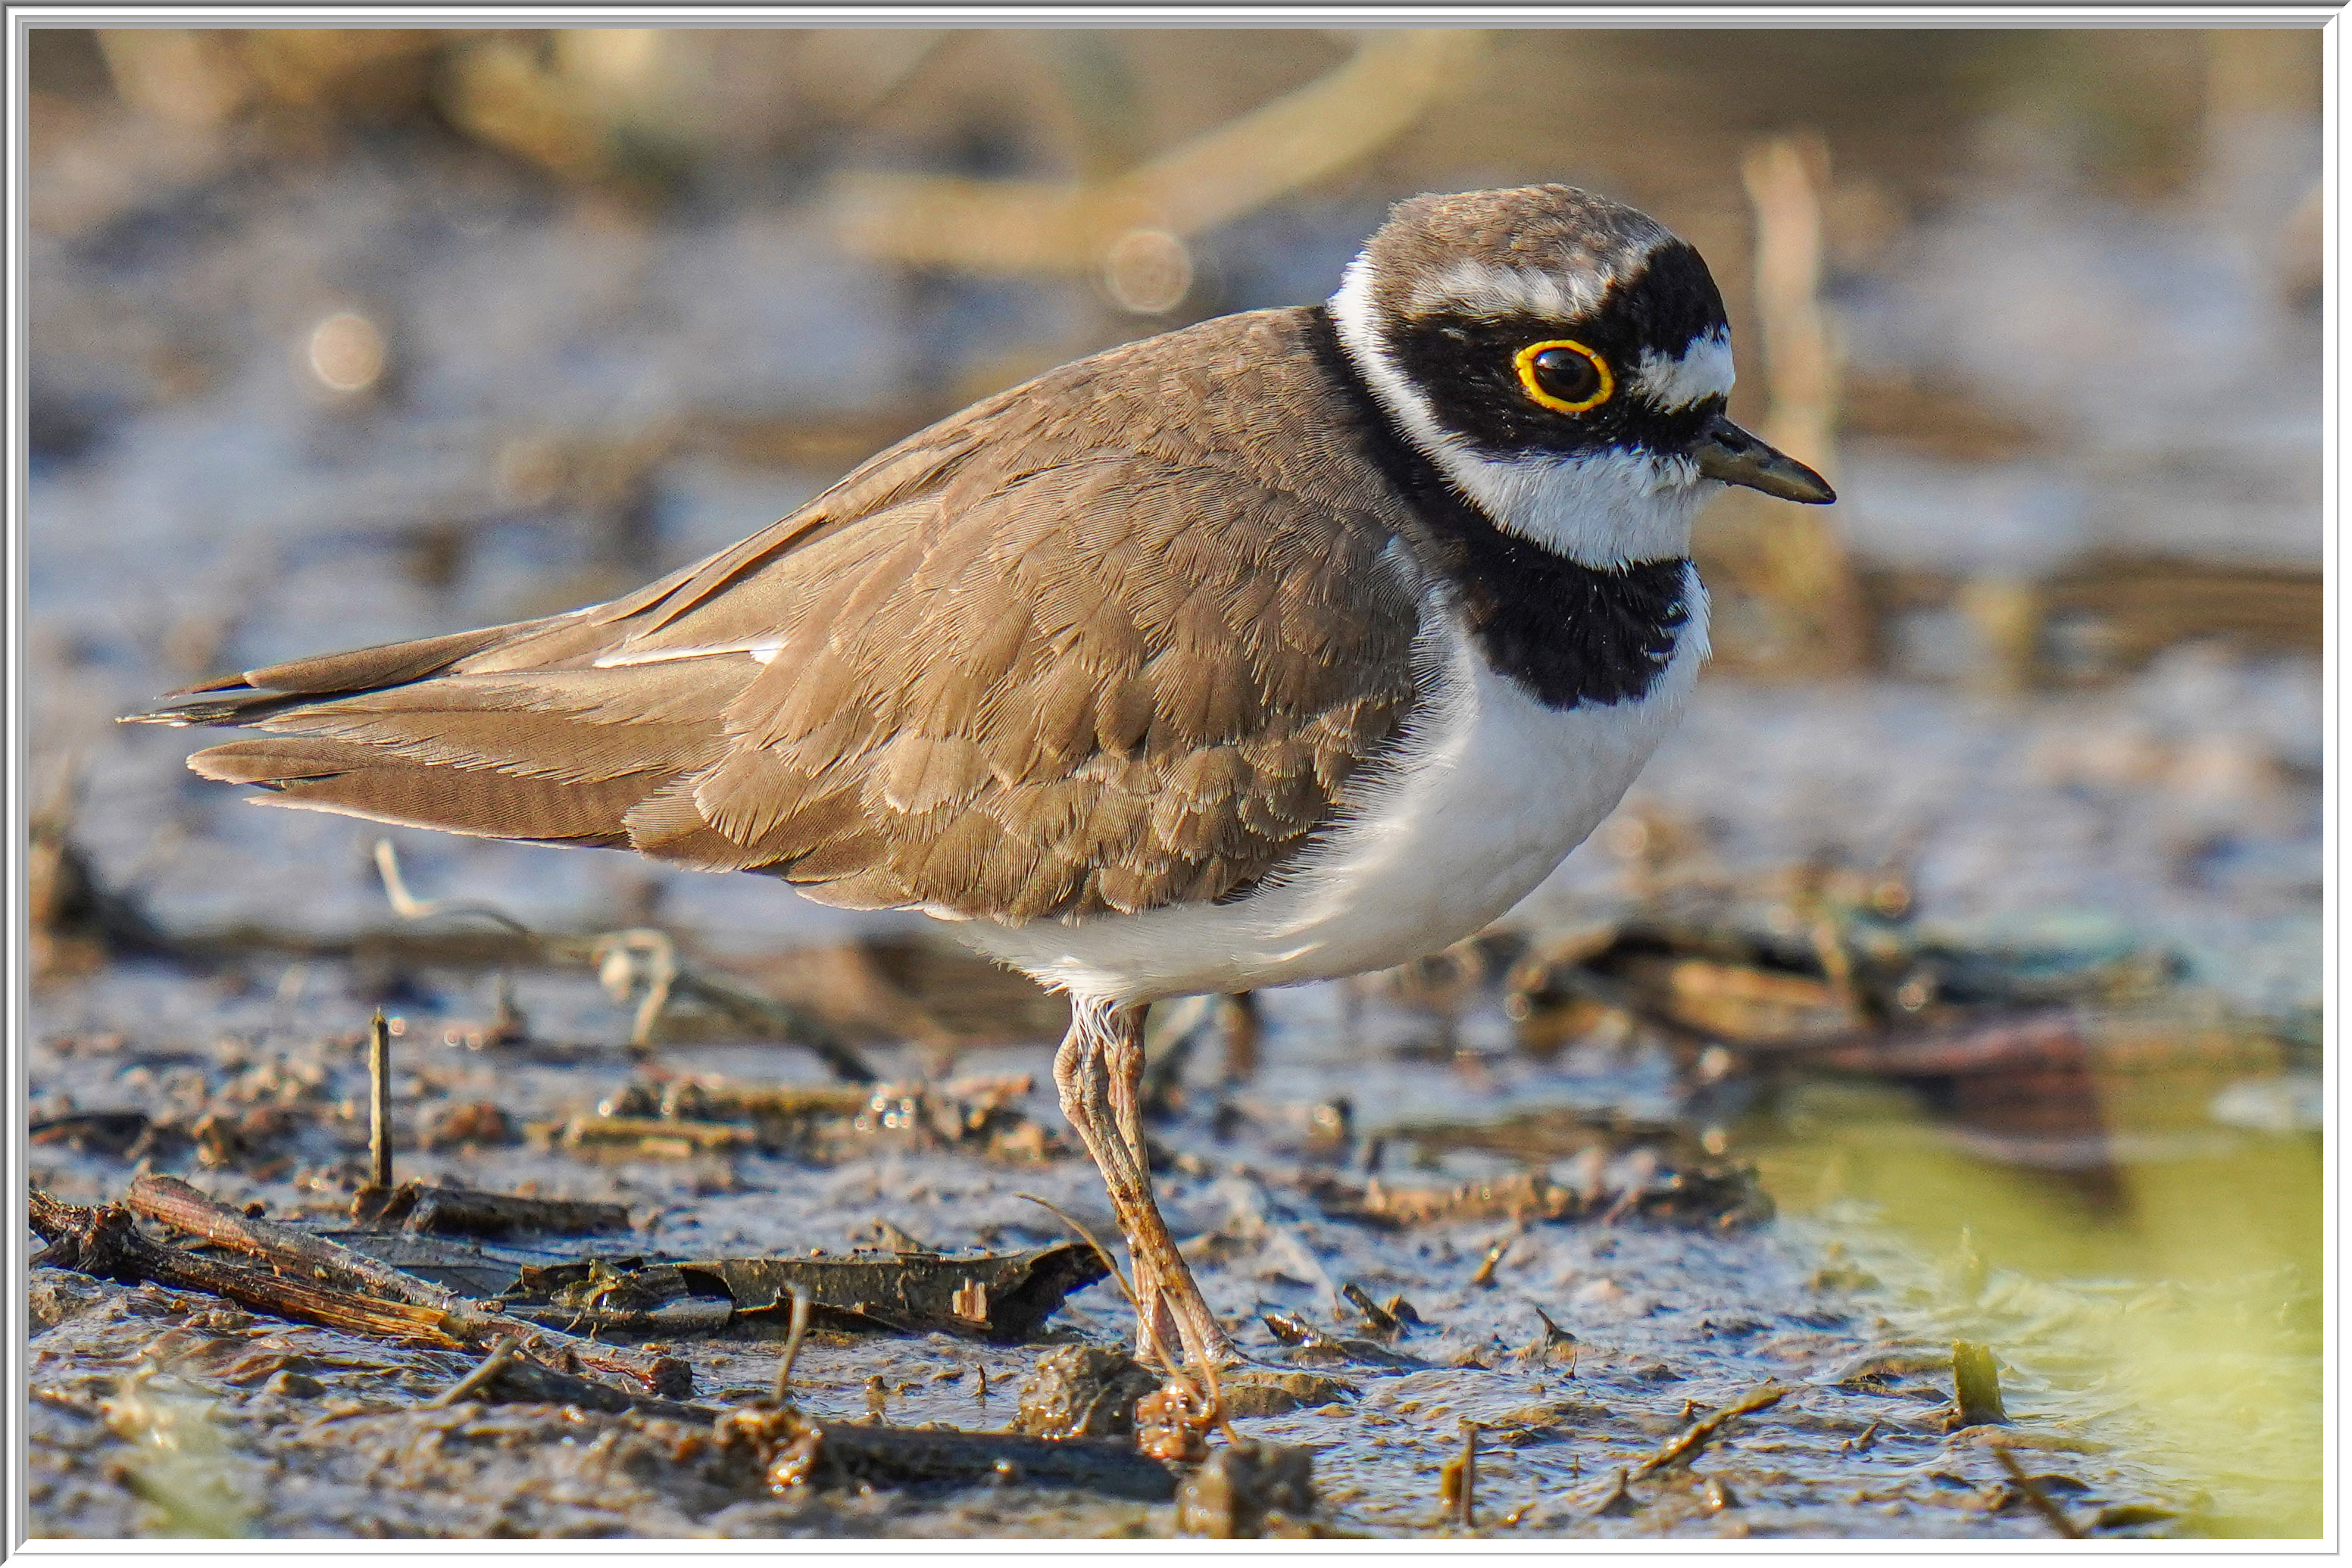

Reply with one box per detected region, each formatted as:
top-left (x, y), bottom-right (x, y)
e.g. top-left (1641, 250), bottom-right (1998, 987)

top-left (11, 977), bottom-right (2218, 1541)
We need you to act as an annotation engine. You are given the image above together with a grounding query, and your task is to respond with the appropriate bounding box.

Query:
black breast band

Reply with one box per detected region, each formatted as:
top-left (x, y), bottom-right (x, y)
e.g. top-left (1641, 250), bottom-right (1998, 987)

top-left (1301, 306), bottom-right (1691, 711)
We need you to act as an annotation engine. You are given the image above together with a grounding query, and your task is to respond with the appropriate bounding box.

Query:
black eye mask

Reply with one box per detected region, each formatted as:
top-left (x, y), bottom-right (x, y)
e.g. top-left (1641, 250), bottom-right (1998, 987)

top-left (1371, 239), bottom-right (1733, 461)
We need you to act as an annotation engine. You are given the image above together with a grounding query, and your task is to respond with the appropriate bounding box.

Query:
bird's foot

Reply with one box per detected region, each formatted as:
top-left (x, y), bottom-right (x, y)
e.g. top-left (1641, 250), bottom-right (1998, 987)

top-left (1129, 1236), bottom-right (1238, 1373)
top-left (1125, 1245), bottom-right (1246, 1462)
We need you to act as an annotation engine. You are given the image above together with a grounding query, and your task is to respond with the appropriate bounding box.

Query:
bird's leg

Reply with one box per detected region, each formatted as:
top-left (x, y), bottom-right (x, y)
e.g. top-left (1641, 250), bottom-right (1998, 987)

top-left (1054, 996), bottom-right (1235, 1373)
top-left (1101, 1007), bottom-right (1154, 1217)
top-left (1101, 1005), bottom-right (1192, 1367)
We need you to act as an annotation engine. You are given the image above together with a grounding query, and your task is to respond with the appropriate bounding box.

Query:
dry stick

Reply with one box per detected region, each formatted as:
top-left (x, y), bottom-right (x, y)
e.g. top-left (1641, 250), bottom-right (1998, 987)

top-left (430, 1341), bottom-right (721, 1425)
top-left (431, 1341), bottom-right (521, 1407)
top-left (1340, 1282), bottom-right (1401, 1338)
top-left (828, 31), bottom-right (1484, 272)
top-left (367, 1007), bottom-right (394, 1193)
top-left (119, 1175), bottom-right (685, 1395)
top-left (130, 1173), bottom-right (455, 1308)
top-left (1438, 1420), bottom-right (1480, 1529)
top-left (1740, 132), bottom-right (1866, 674)
top-left (1633, 1384), bottom-right (1790, 1477)
top-left (1992, 1445), bottom-right (2085, 1540)
top-left (1462, 1422), bottom-right (1479, 1527)
top-left (355, 1182), bottom-right (629, 1238)
top-left (372, 839), bottom-right (535, 935)
top-left (31, 1188), bottom-right (458, 1345)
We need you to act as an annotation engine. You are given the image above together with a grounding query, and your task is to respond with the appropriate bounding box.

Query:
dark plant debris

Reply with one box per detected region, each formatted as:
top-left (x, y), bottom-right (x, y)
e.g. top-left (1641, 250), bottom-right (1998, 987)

top-left (713, 1405), bottom-right (1179, 1502)
top-left (349, 1179), bottom-right (632, 1238)
top-left (498, 1243), bottom-right (1110, 1342)
top-left (1307, 1165), bottom-right (1774, 1232)
top-left (1633, 1382), bottom-right (1790, 1476)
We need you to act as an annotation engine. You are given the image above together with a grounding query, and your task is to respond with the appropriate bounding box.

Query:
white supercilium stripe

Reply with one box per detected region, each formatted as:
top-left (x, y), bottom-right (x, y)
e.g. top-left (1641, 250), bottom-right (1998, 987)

top-left (1632, 328), bottom-right (1735, 411)
top-left (1406, 258), bottom-right (1607, 322)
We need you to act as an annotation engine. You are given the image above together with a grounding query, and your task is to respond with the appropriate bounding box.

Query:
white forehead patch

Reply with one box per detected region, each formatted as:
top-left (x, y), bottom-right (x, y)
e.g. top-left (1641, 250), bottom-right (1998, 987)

top-left (1632, 329), bottom-right (1735, 411)
top-left (1405, 258), bottom-right (1610, 322)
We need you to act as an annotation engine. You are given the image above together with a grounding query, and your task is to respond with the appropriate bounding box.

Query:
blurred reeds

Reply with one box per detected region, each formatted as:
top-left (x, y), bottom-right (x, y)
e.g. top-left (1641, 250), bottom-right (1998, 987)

top-left (28, 26), bottom-right (2322, 683)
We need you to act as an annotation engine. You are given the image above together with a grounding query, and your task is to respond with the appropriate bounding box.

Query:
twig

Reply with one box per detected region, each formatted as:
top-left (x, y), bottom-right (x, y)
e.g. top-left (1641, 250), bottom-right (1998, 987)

top-left (1340, 1282), bottom-right (1401, 1339)
top-left (351, 1180), bottom-right (629, 1238)
top-left (1438, 1420), bottom-right (1479, 1528)
top-left (1737, 132), bottom-right (1865, 673)
top-left (431, 1341), bottom-right (520, 1407)
top-left (33, 1188), bottom-right (459, 1345)
top-left (367, 1007), bottom-right (394, 1193)
top-left (130, 1173), bottom-right (454, 1308)
top-left (1220, 992), bottom-right (1260, 1084)
top-left (667, 965), bottom-right (876, 1082)
top-left (372, 839), bottom-right (535, 935)
top-left (1633, 1383), bottom-right (1788, 1476)
top-left (829, 32), bottom-right (1486, 273)
top-left (433, 1342), bottom-right (721, 1424)
top-left (118, 1174), bottom-right (687, 1395)
top-left (1993, 1445), bottom-right (2085, 1539)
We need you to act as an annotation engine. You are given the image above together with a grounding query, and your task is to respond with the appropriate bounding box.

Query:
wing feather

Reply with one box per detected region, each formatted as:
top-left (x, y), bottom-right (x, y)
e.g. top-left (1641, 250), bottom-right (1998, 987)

top-left (133, 309), bottom-right (1429, 922)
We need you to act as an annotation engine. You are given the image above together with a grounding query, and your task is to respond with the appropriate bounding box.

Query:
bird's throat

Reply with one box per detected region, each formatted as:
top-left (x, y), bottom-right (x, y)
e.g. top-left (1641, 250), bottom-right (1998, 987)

top-left (1304, 306), bottom-right (1698, 711)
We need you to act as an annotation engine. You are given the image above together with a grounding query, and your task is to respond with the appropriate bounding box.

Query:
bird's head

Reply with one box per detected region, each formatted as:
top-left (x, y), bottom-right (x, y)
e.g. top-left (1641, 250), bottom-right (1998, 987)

top-left (1331, 184), bottom-right (1833, 567)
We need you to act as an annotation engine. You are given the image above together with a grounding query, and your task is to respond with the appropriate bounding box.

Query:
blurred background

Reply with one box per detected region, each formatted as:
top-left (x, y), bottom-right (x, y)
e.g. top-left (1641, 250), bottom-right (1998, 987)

top-left (25, 27), bottom-right (2324, 1536)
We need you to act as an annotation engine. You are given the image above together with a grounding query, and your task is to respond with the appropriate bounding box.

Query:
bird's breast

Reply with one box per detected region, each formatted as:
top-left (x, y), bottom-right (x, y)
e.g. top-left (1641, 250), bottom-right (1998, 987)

top-left (964, 565), bottom-right (1708, 1003)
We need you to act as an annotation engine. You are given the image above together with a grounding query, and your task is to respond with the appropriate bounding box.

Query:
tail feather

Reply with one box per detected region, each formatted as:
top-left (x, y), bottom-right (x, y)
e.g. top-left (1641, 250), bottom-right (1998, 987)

top-left (237, 621), bottom-right (548, 696)
top-left (132, 616), bottom-right (570, 727)
top-left (132, 611), bottom-right (748, 857)
top-left (242, 696), bottom-right (728, 787)
top-left (192, 736), bottom-right (654, 847)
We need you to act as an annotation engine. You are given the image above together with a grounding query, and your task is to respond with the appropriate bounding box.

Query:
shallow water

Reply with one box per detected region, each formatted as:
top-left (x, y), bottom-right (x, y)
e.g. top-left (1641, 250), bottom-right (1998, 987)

top-left (1754, 1079), bottom-right (2323, 1538)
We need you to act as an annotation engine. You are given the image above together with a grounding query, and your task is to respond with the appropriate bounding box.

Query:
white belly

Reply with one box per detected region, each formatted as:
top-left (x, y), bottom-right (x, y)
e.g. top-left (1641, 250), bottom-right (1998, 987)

top-left (963, 567), bottom-right (1708, 1004)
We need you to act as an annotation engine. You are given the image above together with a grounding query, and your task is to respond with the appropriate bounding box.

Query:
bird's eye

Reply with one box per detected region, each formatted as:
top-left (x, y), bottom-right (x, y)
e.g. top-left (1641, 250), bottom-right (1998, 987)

top-left (1515, 339), bottom-right (1613, 414)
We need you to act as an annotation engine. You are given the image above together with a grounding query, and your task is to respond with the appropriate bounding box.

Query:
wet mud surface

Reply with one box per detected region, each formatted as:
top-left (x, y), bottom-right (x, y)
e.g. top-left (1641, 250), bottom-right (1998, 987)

top-left (27, 901), bottom-right (2312, 1538)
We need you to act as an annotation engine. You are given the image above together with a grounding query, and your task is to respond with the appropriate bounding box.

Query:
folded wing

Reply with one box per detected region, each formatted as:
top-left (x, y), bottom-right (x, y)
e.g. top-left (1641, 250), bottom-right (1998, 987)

top-left (136, 312), bottom-right (1426, 922)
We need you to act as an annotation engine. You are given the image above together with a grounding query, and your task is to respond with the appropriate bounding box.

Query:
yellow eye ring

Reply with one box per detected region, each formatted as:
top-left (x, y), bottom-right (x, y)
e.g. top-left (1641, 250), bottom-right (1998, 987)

top-left (1514, 339), bottom-right (1614, 414)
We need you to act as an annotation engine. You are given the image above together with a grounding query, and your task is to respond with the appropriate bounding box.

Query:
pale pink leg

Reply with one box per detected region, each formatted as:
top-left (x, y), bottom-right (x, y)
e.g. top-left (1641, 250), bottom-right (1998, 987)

top-left (1054, 996), bottom-right (1236, 1370)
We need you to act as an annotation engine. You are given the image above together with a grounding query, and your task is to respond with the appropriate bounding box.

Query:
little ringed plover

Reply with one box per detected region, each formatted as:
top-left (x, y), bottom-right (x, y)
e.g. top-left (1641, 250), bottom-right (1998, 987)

top-left (134, 184), bottom-right (1833, 1378)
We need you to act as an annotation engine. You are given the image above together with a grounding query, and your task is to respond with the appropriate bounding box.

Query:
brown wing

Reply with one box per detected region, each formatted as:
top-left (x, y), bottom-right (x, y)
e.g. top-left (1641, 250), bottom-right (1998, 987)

top-left (142, 309), bottom-right (1427, 922)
